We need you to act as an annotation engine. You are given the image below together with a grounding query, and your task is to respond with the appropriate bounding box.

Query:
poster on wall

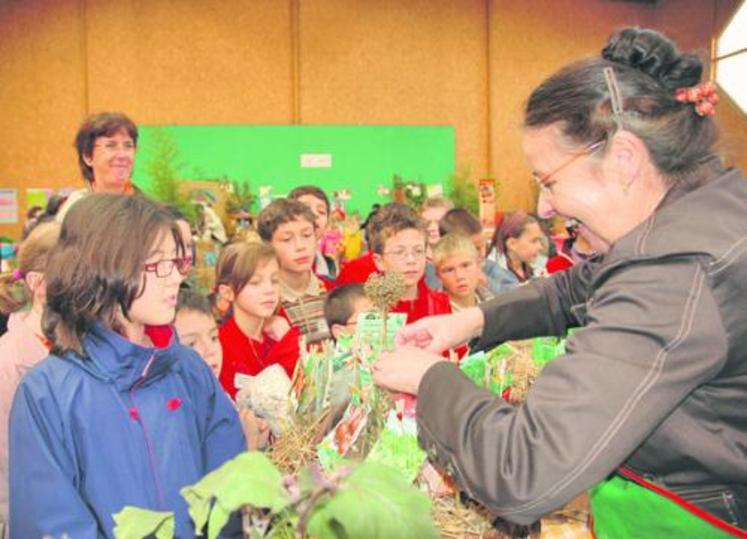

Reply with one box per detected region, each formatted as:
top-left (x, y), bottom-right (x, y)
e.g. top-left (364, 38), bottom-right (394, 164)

top-left (0, 189), bottom-right (19, 224)
top-left (478, 179), bottom-right (496, 230)
top-left (26, 188), bottom-right (54, 210)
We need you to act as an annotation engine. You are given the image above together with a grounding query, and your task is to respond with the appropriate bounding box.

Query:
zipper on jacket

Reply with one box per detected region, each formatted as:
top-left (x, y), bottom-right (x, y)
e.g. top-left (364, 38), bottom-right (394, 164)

top-left (128, 353), bottom-right (167, 510)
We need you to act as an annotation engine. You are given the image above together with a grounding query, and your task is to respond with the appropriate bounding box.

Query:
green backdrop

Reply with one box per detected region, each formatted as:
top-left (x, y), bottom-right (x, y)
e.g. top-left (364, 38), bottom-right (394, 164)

top-left (132, 125), bottom-right (455, 214)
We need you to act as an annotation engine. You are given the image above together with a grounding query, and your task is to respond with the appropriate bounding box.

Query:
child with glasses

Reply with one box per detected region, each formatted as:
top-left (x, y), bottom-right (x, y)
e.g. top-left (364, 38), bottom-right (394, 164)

top-left (9, 194), bottom-right (245, 538)
top-left (213, 241), bottom-right (300, 400)
top-left (323, 284), bottom-right (373, 343)
top-left (258, 199), bottom-right (334, 345)
top-left (369, 203), bottom-right (452, 324)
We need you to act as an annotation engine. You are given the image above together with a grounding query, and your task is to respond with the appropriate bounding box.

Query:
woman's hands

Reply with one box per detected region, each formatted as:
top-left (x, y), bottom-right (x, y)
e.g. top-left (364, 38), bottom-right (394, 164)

top-left (394, 307), bottom-right (485, 352)
top-left (372, 307), bottom-right (485, 395)
top-left (371, 347), bottom-right (446, 395)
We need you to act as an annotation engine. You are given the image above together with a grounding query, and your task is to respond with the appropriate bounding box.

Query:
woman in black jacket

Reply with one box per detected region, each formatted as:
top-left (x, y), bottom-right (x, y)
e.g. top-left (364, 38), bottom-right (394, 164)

top-left (374, 28), bottom-right (747, 537)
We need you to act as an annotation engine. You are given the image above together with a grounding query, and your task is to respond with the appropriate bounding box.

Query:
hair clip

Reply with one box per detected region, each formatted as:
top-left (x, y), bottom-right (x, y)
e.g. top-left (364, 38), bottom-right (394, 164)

top-left (12, 269), bottom-right (23, 282)
top-left (674, 80), bottom-right (719, 117)
top-left (603, 66), bottom-right (625, 130)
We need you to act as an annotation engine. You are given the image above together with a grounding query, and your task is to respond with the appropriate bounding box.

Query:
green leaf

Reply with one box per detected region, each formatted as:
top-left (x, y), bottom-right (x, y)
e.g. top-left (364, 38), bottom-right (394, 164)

top-left (112, 506), bottom-right (175, 539)
top-left (180, 451), bottom-right (291, 535)
top-left (309, 462), bottom-right (437, 539)
top-left (207, 504), bottom-right (230, 539)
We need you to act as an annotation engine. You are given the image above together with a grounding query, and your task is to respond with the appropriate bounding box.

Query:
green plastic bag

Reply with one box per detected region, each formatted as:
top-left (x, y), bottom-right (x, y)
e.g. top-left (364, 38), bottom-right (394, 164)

top-left (590, 473), bottom-right (744, 539)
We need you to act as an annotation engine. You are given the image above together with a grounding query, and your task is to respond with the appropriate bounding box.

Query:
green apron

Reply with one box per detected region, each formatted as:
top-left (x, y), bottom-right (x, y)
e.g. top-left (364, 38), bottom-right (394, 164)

top-left (590, 467), bottom-right (747, 538)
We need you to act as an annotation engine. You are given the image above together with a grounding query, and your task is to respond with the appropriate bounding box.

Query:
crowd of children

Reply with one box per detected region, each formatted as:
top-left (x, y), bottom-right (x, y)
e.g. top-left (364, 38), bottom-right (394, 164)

top-left (0, 111), bottom-right (596, 539)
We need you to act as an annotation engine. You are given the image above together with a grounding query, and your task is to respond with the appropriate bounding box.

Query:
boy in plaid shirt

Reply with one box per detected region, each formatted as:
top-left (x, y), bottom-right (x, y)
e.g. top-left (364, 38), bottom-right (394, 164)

top-left (258, 198), bottom-right (334, 345)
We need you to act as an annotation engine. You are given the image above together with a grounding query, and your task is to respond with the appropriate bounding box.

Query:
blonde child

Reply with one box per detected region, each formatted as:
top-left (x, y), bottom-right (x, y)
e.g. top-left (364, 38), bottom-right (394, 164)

top-left (0, 222), bottom-right (60, 537)
top-left (433, 234), bottom-right (494, 312)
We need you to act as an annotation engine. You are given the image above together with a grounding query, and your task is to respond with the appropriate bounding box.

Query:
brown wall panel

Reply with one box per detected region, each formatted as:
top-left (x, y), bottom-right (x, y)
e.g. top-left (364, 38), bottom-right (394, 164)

top-left (0, 0), bottom-right (87, 239)
top-left (85, 0), bottom-right (293, 124)
top-left (299, 0), bottom-right (489, 180)
top-left (488, 0), bottom-right (650, 211)
top-left (1, 0), bottom-right (744, 241)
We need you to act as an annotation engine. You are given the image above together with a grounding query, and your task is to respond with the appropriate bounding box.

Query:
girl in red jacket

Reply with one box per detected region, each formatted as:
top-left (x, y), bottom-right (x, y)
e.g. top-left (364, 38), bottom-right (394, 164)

top-left (214, 241), bottom-right (301, 399)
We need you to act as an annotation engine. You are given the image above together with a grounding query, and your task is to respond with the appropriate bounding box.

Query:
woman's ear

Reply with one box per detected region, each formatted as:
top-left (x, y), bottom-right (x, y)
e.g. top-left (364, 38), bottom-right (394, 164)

top-left (82, 152), bottom-right (94, 167)
top-left (606, 130), bottom-right (647, 191)
top-left (217, 284), bottom-right (235, 303)
top-left (505, 237), bottom-right (518, 254)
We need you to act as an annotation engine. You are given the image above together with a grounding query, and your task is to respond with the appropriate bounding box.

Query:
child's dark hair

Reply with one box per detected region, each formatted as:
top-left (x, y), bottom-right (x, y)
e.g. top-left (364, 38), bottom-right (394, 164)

top-left (489, 211), bottom-right (540, 257)
top-left (366, 203), bottom-right (425, 254)
top-left (176, 289), bottom-right (212, 317)
top-left (257, 198), bottom-right (317, 242)
top-left (438, 208), bottom-right (482, 237)
top-left (43, 194), bottom-right (184, 356)
top-left (288, 185), bottom-right (330, 213)
top-left (324, 283), bottom-right (367, 329)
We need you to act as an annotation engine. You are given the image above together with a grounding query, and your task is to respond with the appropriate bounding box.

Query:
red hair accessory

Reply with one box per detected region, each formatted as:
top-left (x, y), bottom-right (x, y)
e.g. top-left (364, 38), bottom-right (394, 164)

top-left (674, 81), bottom-right (719, 117)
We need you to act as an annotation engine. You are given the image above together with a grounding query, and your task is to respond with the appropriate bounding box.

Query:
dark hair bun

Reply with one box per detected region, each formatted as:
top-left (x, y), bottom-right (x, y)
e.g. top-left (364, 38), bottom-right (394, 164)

top-left (602, 28), bottom-right (702, 91)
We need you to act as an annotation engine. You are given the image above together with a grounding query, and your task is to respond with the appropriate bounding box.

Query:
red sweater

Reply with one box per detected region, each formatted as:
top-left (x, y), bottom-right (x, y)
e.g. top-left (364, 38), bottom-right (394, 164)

top-left (391, 278), bottom-right (452, 323)
top-left (218, 316), bottom-right (301, 399)
top-left (336, 251), bottom-right (377, 286)
top-left (390, 279), bottom-right (468, 360)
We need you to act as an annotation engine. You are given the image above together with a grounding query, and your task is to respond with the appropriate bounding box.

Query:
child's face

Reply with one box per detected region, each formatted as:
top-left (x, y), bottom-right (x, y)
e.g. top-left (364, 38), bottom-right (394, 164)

top-left (421, 207), bottom-right (449, 247)
top-left (130, 231), bottom-right (185, 327)
top-left (174, 309), bottom-right (223, 378)
top-left (235, 257), bottom-right (281, 319)
top-left (373, 229), bottom-right (427, 291)
top-left (437, 251), bottom-right (481, 300)
top-left (271, 217), bottom-right (317, 274)
top-left (506, 222), bottom-right (545, 264)
top-left (296, 194), bottom-right (329, 235)
top-left (331, 295), bottom-right (373, 340)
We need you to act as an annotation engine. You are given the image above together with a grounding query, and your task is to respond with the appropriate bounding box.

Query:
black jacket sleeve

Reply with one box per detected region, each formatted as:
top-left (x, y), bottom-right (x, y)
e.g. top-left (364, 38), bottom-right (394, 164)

top-left (416, 258), bottom-right (728, 524)
top-left (471, 261), bottom-right (598, 351)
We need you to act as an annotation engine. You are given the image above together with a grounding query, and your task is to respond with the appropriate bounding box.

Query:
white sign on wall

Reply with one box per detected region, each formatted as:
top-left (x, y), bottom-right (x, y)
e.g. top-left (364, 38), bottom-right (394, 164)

top-left (300, 153), bottom-right (333, 168)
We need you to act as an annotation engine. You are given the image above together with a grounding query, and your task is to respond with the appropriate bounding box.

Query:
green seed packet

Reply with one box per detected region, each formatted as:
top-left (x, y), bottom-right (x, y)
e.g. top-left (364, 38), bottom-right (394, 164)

top-left (354, 312), bottom-right (407, 353)
top-left (366, 411), bottom-right (427, 484)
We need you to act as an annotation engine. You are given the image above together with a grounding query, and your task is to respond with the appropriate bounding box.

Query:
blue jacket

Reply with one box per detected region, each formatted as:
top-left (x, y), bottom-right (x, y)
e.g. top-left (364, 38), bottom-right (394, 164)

top-left (9, 324), bottom-right (246, 538)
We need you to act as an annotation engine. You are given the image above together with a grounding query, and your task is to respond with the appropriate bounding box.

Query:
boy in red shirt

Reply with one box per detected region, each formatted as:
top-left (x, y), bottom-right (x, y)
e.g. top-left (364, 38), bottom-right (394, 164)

top-left (369, 203), bottom-right (452, 323)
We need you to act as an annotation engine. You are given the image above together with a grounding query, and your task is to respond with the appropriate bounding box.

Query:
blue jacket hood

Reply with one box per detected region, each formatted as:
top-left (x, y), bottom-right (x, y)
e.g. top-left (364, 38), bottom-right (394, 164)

top-left (69, 323), bottom-right (181, 391)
